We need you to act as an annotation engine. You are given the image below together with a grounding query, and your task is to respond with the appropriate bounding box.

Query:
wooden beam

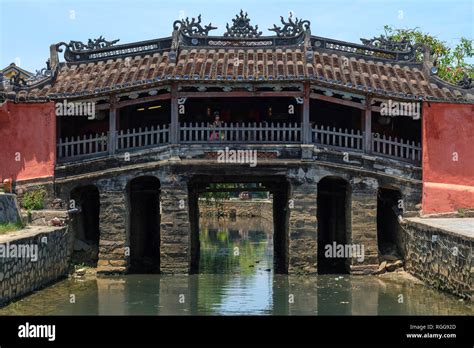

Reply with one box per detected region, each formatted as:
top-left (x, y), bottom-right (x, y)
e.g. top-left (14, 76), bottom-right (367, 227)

top-left (108, 94), bottom-right (117, 156)
top-left (170, 84), bottom-right (179, 144)
top-left (55, 108), bottom-right (61, 165)
top-left (363, 96), bottom-right (372, 154)
top-left (116, 106), bottom-right (120, 132)
top-left (370, 105), bottom-right (381, 113)
top-left (95, 103), bottom-right (111, 110)
top-left (309, 92), bottom-right (365, 110)
top-left (176, 91), bottom-right (303, 98)
top-left (302, 82), bottom-right (311, 144)
top-left (116, 93), bottom-right (171, 108)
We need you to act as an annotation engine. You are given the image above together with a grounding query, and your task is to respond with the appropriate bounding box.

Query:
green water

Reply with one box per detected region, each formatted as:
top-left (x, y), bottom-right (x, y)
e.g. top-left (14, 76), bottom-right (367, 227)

top-left (0, 217), bottom-right (472, 315)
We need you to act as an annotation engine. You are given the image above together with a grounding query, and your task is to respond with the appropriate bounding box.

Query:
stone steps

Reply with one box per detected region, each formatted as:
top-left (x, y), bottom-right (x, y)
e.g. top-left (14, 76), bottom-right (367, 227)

top-left (21, 209), bottom-right (68, 227)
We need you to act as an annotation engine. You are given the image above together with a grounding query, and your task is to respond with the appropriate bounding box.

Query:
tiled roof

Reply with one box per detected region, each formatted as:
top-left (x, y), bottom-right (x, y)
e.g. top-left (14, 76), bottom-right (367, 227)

top-left (15, 47), bottom-right (472, 102)
top-left (6, 11), bottom-right (474, 103)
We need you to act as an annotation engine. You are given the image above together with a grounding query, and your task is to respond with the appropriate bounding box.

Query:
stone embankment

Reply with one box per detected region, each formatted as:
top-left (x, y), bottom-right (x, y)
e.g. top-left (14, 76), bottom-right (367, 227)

top-left (404, 218), bottom-right (473, 300)
top-left (0, 225), bottom-right (70, 305)
top-left (199, 199), bottom-right (273, 221)
top-left (0, 193), bottom-right (71, 306)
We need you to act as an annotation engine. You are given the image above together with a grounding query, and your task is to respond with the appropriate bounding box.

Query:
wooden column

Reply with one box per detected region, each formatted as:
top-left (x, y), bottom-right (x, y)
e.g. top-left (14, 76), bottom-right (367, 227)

top-left (108, 94), bottom-right (117, 155)
top-left (302, 82), bottom-right (311, 144)
top-left (55, 109), bottom-right (61, 163)
top-left (362, 97), bottom-right (372, 154)
top-left (170, 84), bottom-right (179, 144)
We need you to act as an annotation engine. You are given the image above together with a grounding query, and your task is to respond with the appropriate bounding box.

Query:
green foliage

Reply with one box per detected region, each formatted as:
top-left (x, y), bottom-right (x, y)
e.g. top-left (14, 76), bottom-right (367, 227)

top-left (201, 183), bottom-right (269, 203)
top-left (382, 25), bottom-right (473, 84)
top-left (251, 191), bottom-right (268, 199)
top-left (0, 222), bottom-right (23, 234)
top-left (22, 187), bottom-right (46, 211)
top-left (201, 183), bottom-right (233, 205)
top-left (73, 262), bottom-right (91, 269)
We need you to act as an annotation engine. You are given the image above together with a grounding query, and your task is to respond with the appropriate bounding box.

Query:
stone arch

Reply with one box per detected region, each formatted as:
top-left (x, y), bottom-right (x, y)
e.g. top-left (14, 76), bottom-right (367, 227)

top-left (69, 184), bottom-right (101, 266)
top-left (317, 176), bottom-right (352, 274)
top-left (126, 175), bottom-right (161, 273)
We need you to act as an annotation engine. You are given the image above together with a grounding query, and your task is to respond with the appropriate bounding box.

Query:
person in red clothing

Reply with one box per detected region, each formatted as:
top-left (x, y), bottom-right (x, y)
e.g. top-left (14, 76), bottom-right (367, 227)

top-left (209, 111), bottom-right (223, 141)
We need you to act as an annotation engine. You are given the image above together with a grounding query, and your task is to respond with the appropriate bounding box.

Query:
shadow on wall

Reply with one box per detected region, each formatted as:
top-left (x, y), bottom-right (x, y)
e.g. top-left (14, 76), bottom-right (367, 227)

top-left (0, 101), bottom-right (56, 183)
top-left (422, 102), bottom-right (474, 213)
top-left (317, 176), bottom-right (351, 274)
top-left (0, 194), bottom-right (22, 224)
top-left (69, 185), bottom-right (100, 266)
top-left (128, 176), bottom-right (161, 274)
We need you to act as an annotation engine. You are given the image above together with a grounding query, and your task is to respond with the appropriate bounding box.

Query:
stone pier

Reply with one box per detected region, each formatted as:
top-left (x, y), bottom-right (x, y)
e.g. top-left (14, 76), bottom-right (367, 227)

top-left (159, 177), bottom-right (190, 274)
top-left (97, 181), bottom-right (128, 274)
top-left (288, 180), bottom-right (318, 274)
top-left (349, 178), bottom-right (379, 274)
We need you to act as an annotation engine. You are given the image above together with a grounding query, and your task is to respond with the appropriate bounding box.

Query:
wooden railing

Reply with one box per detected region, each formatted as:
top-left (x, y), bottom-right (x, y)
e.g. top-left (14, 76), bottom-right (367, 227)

top-left (180, 122), bottom-right (301, 143)
top-left (57, 132), bottom-right (108, 160)
top-left (117, 124), bottom-right (169, 151)
top-left (372, 134), bottom-right (421, 162)
top-left (56, 123), bottom-right (422, 164)
top-left (312, 125), bottom-right (363, 151)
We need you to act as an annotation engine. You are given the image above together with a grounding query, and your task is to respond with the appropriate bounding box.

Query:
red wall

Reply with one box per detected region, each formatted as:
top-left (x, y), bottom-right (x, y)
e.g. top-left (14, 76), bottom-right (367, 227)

top-left (0, 101), bottom-right (56, 182)
top-left (422, 102), bottom-right (474, 213)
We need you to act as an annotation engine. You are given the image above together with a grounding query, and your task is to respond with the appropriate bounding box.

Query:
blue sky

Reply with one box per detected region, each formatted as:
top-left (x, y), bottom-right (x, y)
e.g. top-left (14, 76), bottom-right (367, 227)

top-left (1, 0), bottom-right (472, 72)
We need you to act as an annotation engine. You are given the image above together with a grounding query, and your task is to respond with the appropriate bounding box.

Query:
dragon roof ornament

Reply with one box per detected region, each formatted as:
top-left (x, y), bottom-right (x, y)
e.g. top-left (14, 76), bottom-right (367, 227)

top-left (269, 15), bottom-right (310, 37)
top-left (360, 35), bottom-right (413, 52)
top-left (51, 13), bottom-right (427, 65)
top-left (173, 15), bottom-right (217, 37)
top-left (56, 36), bottom-right (120, 52)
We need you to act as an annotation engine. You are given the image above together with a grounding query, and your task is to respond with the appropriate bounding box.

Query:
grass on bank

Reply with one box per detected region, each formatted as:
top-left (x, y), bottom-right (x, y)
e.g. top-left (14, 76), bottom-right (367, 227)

top-left (21, 187), bottom-right (46, 211)
top-left (0, 222), bottom-right (23, 235)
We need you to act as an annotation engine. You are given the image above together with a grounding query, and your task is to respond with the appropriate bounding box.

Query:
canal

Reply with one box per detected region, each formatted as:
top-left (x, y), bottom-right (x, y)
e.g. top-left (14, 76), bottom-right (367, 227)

top-left (0, 217), bottom-right (471, 315)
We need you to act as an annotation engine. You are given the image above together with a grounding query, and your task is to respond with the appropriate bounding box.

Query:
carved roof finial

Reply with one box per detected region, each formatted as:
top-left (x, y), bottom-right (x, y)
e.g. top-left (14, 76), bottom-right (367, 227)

top-left (224, 10), bottom-right (262, 38)
top-left (457, 74), bottom-right (473, 89)
top-left (11, 72), bottom-right (27, 90)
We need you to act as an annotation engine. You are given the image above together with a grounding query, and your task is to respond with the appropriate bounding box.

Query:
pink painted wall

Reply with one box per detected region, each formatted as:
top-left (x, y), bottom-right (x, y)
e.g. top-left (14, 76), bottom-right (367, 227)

top-left (422, 102), bottom-right (474, 213)
top-left (0, 101), bottom-right (56, 182)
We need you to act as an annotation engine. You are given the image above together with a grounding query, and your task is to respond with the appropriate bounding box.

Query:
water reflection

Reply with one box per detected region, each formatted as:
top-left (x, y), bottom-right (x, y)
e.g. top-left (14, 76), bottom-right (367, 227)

top-left (1, 273), bottom-right (472, 315)
top-left (198, 217), bottom-right (273, 274)
top-left (197, 217), bottom-right (273, 314)
top-left (0, 217), bottom-right (472, 315)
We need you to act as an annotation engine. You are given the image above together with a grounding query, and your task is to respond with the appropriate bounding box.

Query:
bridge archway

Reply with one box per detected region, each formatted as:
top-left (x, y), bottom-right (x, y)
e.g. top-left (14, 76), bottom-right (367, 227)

top-left (127, 176), bottom-right (161, 273)
top-left (317, 176), bottom-right (351, 274)
top-left (70, 185), bottom-right (100, 266)
top-left (188, 175), bottom-right (289, 274)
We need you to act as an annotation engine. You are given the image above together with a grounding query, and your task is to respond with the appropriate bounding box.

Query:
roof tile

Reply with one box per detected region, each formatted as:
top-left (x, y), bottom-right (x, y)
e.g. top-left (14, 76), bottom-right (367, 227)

top-left (11, 44), bottom-right (471, 102)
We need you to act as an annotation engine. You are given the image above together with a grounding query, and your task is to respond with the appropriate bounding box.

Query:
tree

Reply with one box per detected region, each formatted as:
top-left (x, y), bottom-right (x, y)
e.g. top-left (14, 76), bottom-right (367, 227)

top-left (382, 25), bottom-right (473, 85)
